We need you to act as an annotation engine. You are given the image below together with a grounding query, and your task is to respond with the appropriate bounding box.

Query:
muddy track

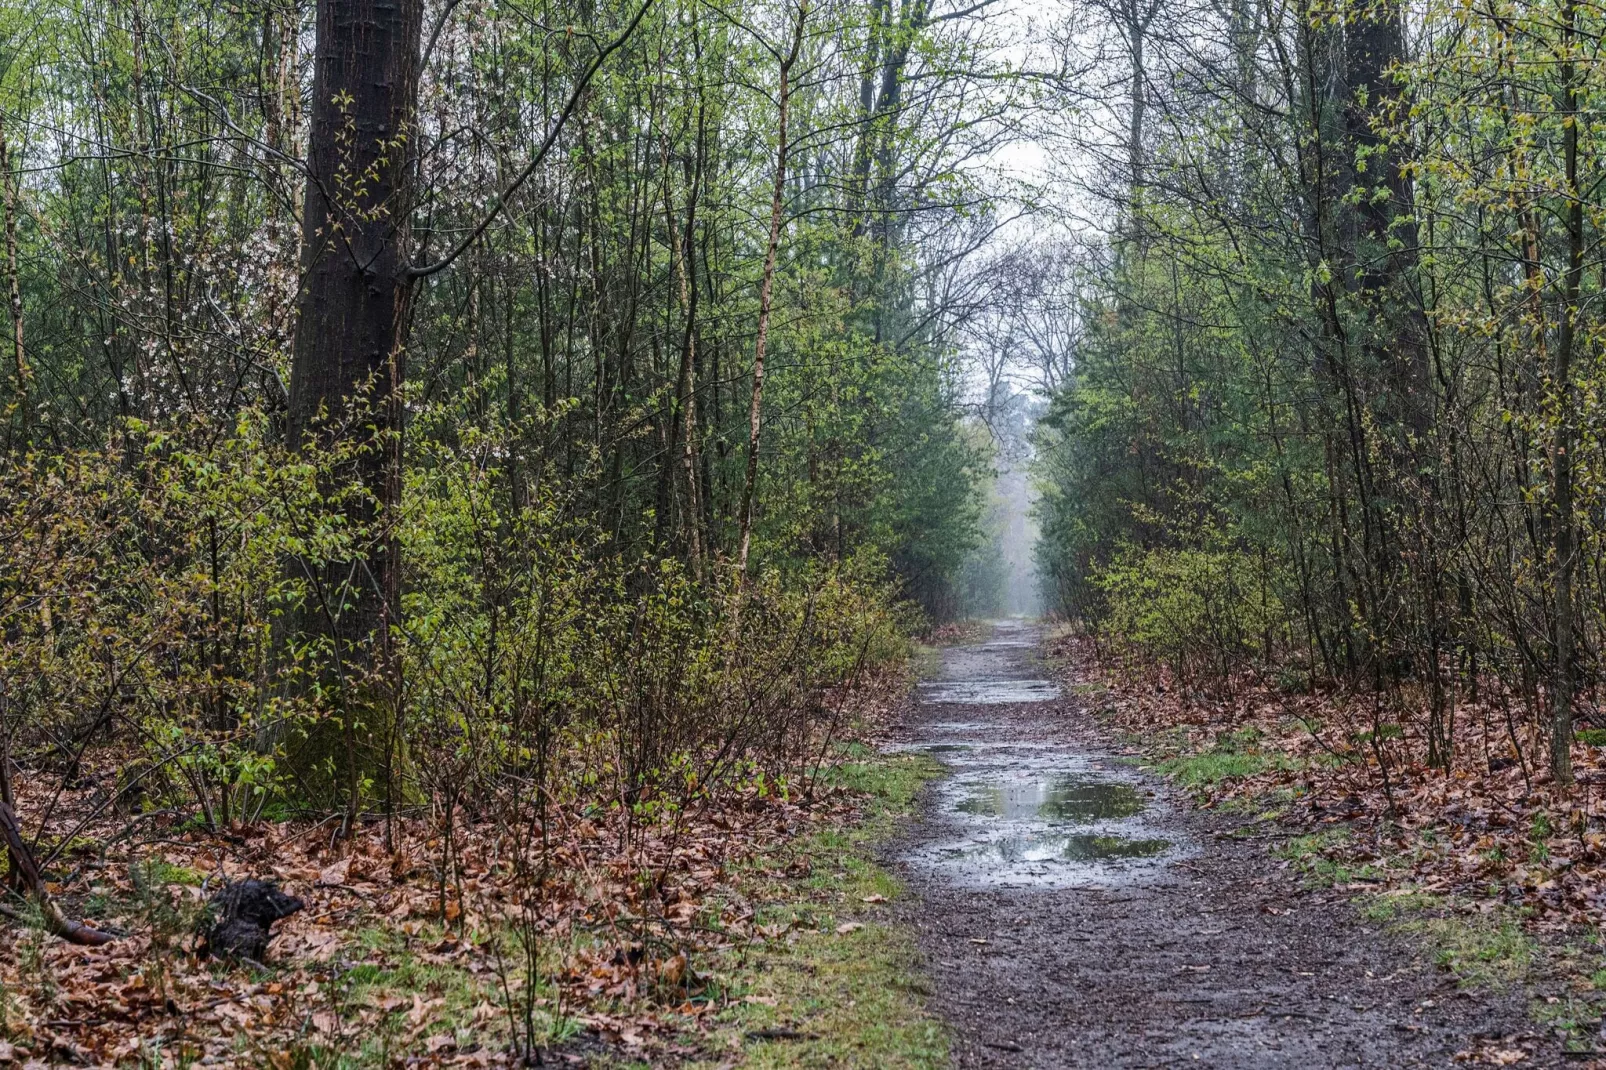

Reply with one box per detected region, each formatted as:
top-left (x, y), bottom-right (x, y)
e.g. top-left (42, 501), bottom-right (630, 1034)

top-left (888, 620), bottom-right (1552, 1069)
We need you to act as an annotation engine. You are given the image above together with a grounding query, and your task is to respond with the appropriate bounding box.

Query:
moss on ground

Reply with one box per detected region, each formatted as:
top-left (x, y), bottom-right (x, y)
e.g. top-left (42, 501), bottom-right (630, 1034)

top-left (1276, 838), bottom-right (1539, 992)
top-left (707, 749), bottom-right (949, 1068)
top-left (1360, 892), bottom-right (1537, 989)
top-left (1274, 829), bottom-right (1381, 888)
top-left (1146, 726), bottom-right (1300, 792)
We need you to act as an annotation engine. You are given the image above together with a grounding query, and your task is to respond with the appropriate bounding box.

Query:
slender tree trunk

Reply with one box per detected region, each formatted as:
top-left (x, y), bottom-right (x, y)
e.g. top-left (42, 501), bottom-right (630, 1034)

top-left (0, 801), bottom-right (113, 946)
top-left (658, 121), bottom-right (705, 572)
top-left (847, 0), bottom-right (890, 236)
top-left (867, 0), bottom-right (925, 252)
top-left (735, 0), bottom-right (808, 576)
top-left (1126, 0), bottom-right (1146, 223)
top-left (1113, 0), bottom-right (1158, 251)
top-left (0, 116), bottom-right (30, 440)
top-left (672, 174), bottom-right (705, 572)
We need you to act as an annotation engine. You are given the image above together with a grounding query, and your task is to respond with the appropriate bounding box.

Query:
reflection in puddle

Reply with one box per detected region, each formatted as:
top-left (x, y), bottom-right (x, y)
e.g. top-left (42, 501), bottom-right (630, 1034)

top-left (920, 679), bottom-right (1060, 704)
top-left (909, 758), bottom-right (1185, 885)
top-left (948, 832), bottom-right (1171, 864)
top-left (1060, 834), bottom-right (1171, 860)
top-left (948, 774), bottom-right (1171, 870)
top-left (957, 776), bottom-right (1144, 822)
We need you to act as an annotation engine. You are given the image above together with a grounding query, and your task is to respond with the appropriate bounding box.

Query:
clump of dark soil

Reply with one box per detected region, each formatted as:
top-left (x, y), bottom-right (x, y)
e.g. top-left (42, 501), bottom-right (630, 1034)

top-left (200, 879), bottom-right (304, 963)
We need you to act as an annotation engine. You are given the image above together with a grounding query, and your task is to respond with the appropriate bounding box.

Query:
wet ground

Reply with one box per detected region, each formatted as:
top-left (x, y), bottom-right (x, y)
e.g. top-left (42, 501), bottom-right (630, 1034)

top-left (892, 735), bottom-right (1180, 889)
top-left (889, 620), bottom-right (1551, 1068)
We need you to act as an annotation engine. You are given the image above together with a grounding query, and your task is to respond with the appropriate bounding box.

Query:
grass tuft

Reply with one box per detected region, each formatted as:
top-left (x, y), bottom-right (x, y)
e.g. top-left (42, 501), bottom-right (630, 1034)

top-left (711, 750), bottom-right (949, 1068)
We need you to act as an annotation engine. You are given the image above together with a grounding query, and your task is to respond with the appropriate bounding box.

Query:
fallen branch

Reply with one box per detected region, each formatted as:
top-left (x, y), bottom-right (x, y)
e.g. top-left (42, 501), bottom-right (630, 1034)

top-left (0, 800), bottom-right (114, 946)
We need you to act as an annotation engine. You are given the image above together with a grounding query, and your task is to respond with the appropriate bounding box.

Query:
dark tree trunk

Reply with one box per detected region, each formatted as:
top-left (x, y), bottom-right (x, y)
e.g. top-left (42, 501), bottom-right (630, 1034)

top-left (288, 0), bottom-right (423, 665)
top-left (285, 0), bottom-right (422, 811)
top-left (1550, 0), bottom-right (1582, 785)
top-left (1341, 0), bottom-right (1430, 438)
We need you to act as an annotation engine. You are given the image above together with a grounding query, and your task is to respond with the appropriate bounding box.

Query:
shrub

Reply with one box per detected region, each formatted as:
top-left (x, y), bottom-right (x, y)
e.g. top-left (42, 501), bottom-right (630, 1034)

top-left (1094, 543), bottom-right (1286, 681)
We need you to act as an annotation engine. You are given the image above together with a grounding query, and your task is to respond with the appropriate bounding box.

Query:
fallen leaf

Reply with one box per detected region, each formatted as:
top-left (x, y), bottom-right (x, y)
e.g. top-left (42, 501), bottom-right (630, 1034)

top-left (293, 927), bottom-right (343, 963)
top-left (410, 993), bottom-right (444, 1027)
top-left (835, 922), bottom-right (863, 935)
top-left (214, 1001), bottom-right (252, 1027)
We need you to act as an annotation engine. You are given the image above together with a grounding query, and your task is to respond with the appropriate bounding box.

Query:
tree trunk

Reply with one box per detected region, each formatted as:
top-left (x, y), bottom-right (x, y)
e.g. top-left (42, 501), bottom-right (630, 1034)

top-left (669, 143), bottom-right (705, 572)
top-left (1550, 0), bottom-right (1582, 786)
top-left (285, 0), bottom-right (423, 804)
top-left (847, 0), bottom-right (891, 236)
top-left (735, 0), bottom-right (808, 577)
top-left (0, 801), bottom-right (114, 946)
top-left (1126, 0), bottom-right (1146, 233)
top-left (0, 115), bottom-right (30, 443)
top-left (1341, 0), bottom-right (1430, 439)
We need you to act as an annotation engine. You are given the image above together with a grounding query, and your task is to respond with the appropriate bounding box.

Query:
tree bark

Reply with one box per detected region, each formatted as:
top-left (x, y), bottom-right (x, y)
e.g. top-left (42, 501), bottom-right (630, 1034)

top-left (1125, 0), bottom-right (1148, 235)
top-left (660, 126), bottom-right (705, 572)
top-left (735, 0), bottom-right (809, 577)
top-left (287, 0), bottom-right (424, 676)
top-left (1550, 0), bottom-right (1582, 786)
top-left (283, 0), bottom-right (423, 816)
top-left (0, 115), bottom-right (30, 441)
top-left (1341, 0), bottom-right (1430, 437)
top-left (0, 801), bottom-right (114, 946)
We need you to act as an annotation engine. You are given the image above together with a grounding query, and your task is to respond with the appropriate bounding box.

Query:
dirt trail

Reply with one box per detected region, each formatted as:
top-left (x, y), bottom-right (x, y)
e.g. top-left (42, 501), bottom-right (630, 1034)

top-left (890, 620), bottom-right (1550, 1069)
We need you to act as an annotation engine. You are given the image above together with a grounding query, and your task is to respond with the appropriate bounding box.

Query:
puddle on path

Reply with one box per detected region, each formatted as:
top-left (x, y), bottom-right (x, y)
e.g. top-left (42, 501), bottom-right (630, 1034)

top-left (918, 679), bottom-right (1060, 704)
top-left (1059, 833), bottom-right (1171, 860)
top-left (956, 776), bottom-right (1145, 822)
top-left (945, 831), bottom-right (1172, 865)
top-left (909, 758), bottom-right (1179, 887)
top-left (901, 620), bottom-right (1186, 889)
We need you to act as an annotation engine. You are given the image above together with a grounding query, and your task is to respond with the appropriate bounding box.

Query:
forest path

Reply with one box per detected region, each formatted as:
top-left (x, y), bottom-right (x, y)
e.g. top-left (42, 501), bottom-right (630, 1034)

top-left (888, 620), bottom-right (1547, 1069)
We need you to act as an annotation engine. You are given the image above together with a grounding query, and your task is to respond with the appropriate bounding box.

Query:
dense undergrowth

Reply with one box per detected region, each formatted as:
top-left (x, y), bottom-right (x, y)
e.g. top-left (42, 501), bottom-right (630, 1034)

top-left (0, 400), bottom-right (958, 1064)
top-left (0, 0), bottom-right (1012, 1053)
top-left (1017, 0), bottom-right (1606, 1052)
top-left (0, 651), bottom-right (943, 1066)
top-left (1028, 0), bottom-right (1606, 795)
